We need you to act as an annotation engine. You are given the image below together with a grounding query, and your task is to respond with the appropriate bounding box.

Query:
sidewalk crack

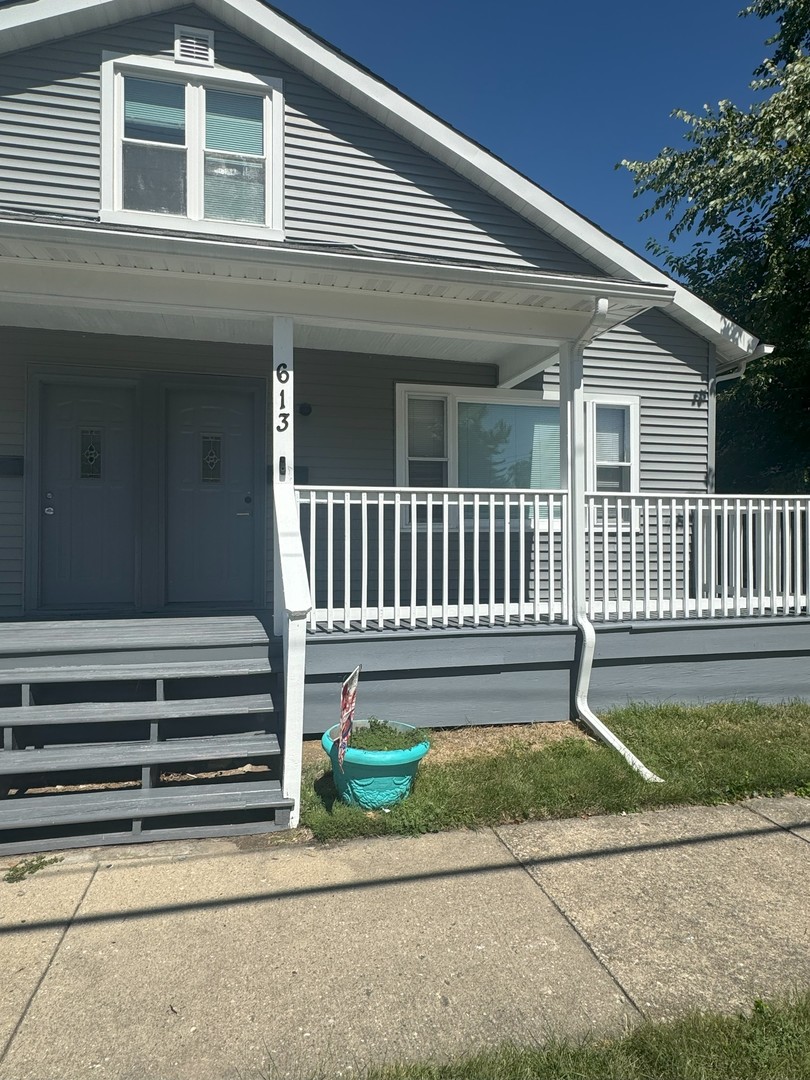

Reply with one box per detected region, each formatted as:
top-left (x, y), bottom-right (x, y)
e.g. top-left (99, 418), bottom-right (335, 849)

top-left (0, 862), bottom-right (100, 1068)
top-left (492, 827), bottom-right (645, 1019)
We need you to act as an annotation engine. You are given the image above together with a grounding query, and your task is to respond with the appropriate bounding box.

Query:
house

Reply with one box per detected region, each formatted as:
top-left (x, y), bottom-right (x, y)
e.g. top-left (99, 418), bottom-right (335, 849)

top-left (0, 0), bottom-right (807, 853)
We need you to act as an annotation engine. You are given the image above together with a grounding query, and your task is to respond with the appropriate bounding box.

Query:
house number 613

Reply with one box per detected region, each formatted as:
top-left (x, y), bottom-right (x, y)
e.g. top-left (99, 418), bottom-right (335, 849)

top-left (275, 363), bottom-right (290, 432)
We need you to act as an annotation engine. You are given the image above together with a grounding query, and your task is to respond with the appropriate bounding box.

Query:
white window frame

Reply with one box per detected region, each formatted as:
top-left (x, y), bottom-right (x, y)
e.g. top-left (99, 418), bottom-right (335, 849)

top-left (100, 52), bottom-right (284, 239)
top-left (585, 396), bottom-right (640, 494)
top-left (396, 383), bottom-right (564, 490)
top-left (396, 384), bottom-right (640, 494)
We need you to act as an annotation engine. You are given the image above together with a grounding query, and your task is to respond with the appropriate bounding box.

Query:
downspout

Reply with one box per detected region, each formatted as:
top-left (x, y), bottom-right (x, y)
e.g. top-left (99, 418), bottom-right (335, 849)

top-left (560, 300), bottom-right (663, 783)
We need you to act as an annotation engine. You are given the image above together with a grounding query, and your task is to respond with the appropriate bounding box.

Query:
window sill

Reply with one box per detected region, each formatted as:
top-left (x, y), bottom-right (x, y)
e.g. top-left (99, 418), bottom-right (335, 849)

top-left (100, 209), bottom-right (285, 242)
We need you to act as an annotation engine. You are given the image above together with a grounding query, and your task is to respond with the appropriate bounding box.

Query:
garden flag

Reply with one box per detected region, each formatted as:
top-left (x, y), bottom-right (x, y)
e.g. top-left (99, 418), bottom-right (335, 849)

top-left (338, 665), bottom-right (361, 770)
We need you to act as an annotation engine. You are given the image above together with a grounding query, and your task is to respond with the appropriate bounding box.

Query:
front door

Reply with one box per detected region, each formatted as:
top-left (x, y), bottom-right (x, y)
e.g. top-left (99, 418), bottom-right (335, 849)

top-left (165, 388), bottom-right (258, 605)
top-left (39, 382), bottom-right (137, 609)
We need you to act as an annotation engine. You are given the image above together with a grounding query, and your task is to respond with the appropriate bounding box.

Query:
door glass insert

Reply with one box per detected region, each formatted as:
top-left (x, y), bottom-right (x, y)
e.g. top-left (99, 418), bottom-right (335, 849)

top-left (201, 433), bottom-right (222, 482)
top-left (80, 428), bottom-right (103, 480)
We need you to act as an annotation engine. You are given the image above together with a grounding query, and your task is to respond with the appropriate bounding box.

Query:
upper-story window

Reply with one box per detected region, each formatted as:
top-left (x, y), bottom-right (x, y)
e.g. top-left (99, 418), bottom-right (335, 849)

top-left (101, 37), bottom-right (284, 239)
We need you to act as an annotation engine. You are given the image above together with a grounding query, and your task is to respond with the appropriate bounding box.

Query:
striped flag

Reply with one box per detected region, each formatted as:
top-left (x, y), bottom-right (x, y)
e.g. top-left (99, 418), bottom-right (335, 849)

top-left (338, 665), bottom-right (361, 770)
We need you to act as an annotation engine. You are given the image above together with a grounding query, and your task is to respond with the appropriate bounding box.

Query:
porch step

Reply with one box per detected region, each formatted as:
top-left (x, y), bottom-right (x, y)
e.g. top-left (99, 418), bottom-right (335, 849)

top-left (0, 734), bottom-right (280, 777)
top-left (0, 779), bottom-right (293, 832)
top-left (0, 617), bottom-right (271, 656)
top-left (0, 658), bottom-right (274, 686)
top-left (0, 693), bottom-right (275, 727)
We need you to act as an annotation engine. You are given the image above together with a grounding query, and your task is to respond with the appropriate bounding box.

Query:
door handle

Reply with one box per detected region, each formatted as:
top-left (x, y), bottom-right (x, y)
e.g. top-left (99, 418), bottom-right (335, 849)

top-left (44, 507), bottom-right (55, 515)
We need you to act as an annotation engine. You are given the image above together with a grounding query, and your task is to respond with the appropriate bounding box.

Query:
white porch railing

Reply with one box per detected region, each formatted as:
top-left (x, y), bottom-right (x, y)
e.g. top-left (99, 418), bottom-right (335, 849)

top-left (586, 494), bottom-right (810, 622)
top-left (296, 487), bottom-right (570, 632)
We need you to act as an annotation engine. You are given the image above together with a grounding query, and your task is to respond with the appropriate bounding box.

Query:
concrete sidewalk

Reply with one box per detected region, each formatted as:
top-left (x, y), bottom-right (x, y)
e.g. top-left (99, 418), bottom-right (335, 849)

top-left (1, 797), bottom-right (809, 1080)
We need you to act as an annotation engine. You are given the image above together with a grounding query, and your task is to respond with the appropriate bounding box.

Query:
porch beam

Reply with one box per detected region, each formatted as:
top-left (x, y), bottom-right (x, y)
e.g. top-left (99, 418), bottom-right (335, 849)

top-left (0, 261), bottom-right (621, 348)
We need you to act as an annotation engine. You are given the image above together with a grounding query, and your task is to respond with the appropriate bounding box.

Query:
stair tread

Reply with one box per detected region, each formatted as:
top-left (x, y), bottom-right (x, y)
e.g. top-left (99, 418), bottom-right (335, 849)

top-left (0, 658), bottom-right (274, 685)
top-left (0, 779), bottom-right (293, 829)
top-left (0, 693), bottom-right (275, 726)
top-left (0, 734), bottom-right (281, 775)
top-left (0, 617), bottom-right (272, 655)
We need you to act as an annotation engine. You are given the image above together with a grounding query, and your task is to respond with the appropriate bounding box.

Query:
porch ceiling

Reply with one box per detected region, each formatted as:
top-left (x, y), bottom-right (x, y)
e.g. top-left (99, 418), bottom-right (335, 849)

top-left (0, 218), bottom-right (674, 367)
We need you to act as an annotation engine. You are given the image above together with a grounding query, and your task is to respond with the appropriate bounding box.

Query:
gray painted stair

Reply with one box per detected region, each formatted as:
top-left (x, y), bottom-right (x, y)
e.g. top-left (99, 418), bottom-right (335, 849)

top-left (0, 658), bottom-right (274, 685)
top-left (0, 693), bottom-right (274, 726)
top-left (0, 616), bottom-right (290, 855)
top-left (0, 780), bottom-right (293, 830)
top-left (0, 733), bottom-right (280, 776)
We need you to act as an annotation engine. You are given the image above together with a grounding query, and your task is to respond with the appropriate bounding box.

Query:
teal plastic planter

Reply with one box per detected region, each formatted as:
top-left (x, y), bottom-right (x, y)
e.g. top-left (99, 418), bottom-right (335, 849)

top-left (321, 722), bottom-right (430, 810)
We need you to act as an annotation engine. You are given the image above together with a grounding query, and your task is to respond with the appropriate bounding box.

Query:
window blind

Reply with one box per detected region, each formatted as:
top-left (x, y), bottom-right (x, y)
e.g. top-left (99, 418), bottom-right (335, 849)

top-left (205, 89), bottom-right (263, 155)
top-left (595, 406), bottom-right (627, 463)
top-left (124, 78), bottom-right (185, 144)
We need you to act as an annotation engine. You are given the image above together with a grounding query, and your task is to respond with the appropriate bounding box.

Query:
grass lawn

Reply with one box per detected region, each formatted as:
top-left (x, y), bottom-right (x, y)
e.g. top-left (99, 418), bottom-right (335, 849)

top-left (338, 995), bottom-right (810, 1080)
top-left (300, 700), bottom-right (810, 842)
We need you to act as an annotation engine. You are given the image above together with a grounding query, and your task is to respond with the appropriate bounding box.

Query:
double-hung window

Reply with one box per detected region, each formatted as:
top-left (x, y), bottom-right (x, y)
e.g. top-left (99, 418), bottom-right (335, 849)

top-left (102, 48), bottom-right (283, 238)
top-left (587, 399), bottom-right (639, 492)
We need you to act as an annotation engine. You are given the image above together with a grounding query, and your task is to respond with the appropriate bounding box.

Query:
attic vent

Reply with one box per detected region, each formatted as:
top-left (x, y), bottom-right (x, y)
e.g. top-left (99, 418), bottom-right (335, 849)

top-left (174, 25), bottom-right (215, 66)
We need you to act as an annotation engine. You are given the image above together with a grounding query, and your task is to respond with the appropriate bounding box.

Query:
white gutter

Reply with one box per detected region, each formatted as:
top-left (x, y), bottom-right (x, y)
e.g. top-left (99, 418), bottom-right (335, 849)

top-left (561, 299), bottom-right (663, 784)
top-left (716, 342), bottom-right (775, 384)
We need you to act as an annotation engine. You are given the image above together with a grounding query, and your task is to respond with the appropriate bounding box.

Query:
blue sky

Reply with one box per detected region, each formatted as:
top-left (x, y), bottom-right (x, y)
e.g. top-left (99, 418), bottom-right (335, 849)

top-left (270, 0), bottom-right (772, 268)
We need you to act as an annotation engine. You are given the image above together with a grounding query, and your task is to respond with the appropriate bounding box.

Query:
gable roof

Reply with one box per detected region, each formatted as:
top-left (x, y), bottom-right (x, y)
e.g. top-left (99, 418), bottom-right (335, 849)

top-left (0, 0), bottom-right (764, 370)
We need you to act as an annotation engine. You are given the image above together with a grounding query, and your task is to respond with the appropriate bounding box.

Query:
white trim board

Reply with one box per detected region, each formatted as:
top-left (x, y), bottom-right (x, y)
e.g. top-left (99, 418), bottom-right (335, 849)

top-left (0, 0), bottom-right (762, 366)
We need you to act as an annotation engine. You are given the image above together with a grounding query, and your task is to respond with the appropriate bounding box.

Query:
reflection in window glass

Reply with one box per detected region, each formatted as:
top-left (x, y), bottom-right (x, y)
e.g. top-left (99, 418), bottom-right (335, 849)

top-left (458, 403), bottom-right (560, 489)
top-left (124, 78), bottom-right (185, 144)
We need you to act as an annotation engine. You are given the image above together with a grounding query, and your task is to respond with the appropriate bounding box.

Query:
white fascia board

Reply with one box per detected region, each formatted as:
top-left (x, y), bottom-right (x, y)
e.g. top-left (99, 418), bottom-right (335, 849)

top-left (0, 0), bottom-right (175, 54)
top-left (0, 218), bottom-right (676, 309)
top-left (0, 0), bottom-right (752, 360)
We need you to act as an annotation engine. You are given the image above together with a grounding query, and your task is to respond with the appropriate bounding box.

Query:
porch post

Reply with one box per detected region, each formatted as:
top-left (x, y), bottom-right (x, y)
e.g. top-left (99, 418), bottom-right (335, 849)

top-left (559, 340), bottom-right (586, 626)
top-left (272, 316), bottom-right (295, 636)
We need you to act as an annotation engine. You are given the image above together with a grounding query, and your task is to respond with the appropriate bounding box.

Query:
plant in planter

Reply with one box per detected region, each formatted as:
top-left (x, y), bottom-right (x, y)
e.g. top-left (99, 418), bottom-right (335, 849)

top-left (321, 717), bottom-right (430, 810)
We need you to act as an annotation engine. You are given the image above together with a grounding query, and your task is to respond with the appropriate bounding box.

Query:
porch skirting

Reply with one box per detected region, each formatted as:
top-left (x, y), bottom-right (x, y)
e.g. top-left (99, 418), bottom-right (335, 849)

top-left (302, 618), bottom-right (810, 734)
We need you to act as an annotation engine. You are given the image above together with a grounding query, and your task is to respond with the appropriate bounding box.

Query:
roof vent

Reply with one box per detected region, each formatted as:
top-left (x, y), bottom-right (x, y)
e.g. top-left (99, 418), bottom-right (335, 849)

top-left (175, 25), bottom-right (215, 66)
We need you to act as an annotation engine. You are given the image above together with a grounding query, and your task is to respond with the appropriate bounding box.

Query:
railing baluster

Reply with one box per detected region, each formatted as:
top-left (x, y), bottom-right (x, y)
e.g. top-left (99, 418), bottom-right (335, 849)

top-left (473, 494), bottom-right (481, 627)
top-left (708, 497), bottom-right (718, 618)
top-left (442, 493), bottom-right (450, 628)
top-left (751, 496), bottom-right (760, 617)
top-left (488, 493), bottom-right (496, 625)
top-left (629, 496), bottom-right (638, 620)
top-left (733, 498), bottom-right (742, 618)
top-left (586, 496), bottom-right (595, 622)
top-left (410, 491), bottom-right (418, 630)
top-left (518, 494), bottom-right (526, 625)
top-left (547, 493), bottom-right (555, 623)
top-left (377, 492), bottom-right (385, 630)
top-left (343, 491), bottom-right (352, 632)
top-left (393, 492), bottom-right (402, 629)
top-left (616, 497), bottom-right (624, 621)
top-left (458, 493), bottom-right (466, 628)
top-left (602, 496), bottom-right (609, 621)
top-left (532, 495), bottom-right (541, 623)
top-left (505, 492), bottom-right (511, 622)
top-left (326, 491), bottom-right (335, 633)
top-left (308, 492), bottom-right (317, 632)
top-left (769, 498), bottom-right (778, 615)
top-left (360, 491), bottom-right (368, 632)
top-left (426, 491), bottom-right (434, 628)
top-left (782, 498), bottom-right (790, 615)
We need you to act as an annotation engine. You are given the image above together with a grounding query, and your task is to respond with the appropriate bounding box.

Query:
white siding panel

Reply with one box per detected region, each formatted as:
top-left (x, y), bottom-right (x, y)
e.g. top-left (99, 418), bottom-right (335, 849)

top-left (0, 6), bottom-right (600, 274)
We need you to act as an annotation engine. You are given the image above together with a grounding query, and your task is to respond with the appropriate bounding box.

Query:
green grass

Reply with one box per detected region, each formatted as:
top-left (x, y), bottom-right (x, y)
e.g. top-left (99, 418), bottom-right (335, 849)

top-left (300, 700), bottom-right (810, 842)
top-left (337, 995), bottom-right (810, 1080)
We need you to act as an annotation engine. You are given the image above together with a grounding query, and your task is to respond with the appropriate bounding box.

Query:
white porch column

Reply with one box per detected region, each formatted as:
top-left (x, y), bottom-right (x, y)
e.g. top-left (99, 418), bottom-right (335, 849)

top-left (272, 316), bottom-right (295, 636)
top-left (559, 339), bottom-right (587, 626)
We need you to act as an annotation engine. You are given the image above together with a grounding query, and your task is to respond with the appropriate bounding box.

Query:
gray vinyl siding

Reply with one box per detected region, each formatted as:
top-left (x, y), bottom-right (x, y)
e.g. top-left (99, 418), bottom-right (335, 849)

top-left (294, 352), bottom-right (498, 486)
top-left (0, 359), bottom-right (25, 617)
top-left (543, 310), bottom-right (712, 492)
top-left (0, 7), bottom-right (598, 275)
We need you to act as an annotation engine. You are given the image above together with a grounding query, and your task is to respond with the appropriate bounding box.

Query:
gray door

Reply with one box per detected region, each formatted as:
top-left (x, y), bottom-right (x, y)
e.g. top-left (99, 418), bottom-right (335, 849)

top-left (40, 383), bottom-right (137, 609)
top-left (166, 388), bottom-right (257, 605)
